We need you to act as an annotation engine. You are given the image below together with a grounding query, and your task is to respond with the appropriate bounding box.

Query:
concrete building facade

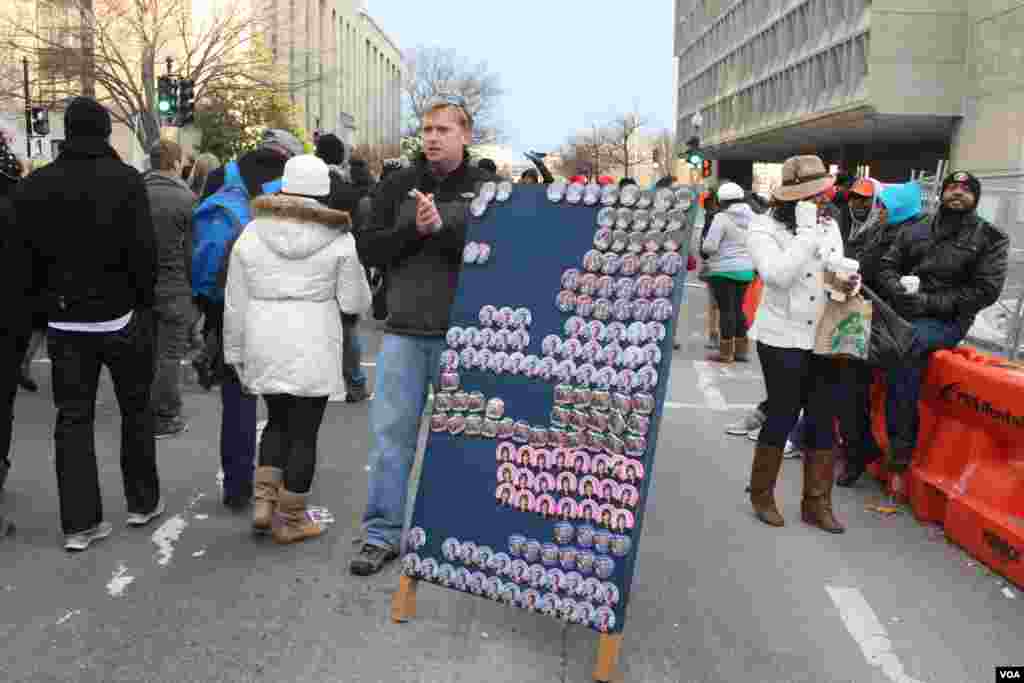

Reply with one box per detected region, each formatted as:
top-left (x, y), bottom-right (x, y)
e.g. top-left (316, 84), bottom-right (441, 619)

top-left (673, 0), bottom-right (1024, 232)
top-left (267, 0), bottom-right (401, 150)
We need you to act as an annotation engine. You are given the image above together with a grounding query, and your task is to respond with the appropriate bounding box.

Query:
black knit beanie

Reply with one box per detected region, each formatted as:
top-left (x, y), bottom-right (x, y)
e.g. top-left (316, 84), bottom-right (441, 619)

top-left (315, 133), bottom-right (346, 166)
top-left (64, 97), bottom-right (112, 140)
top-left (941, 170), bottom-right (982, 202)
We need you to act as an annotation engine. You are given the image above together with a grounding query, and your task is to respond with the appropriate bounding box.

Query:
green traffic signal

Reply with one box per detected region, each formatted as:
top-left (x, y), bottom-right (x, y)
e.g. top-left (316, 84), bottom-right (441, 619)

top-left (687, 151), bottom-right (704, 166)
top-left (158, 100), bottom-right (170, 113)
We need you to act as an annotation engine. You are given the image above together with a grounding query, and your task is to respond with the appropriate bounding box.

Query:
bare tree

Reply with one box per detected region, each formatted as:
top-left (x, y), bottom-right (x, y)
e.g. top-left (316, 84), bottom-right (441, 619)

top-left (652, 129), bottom-right (675, 180)
top-left (604, 112), bottom-right (649, 180)
top-left (1, 0), bottom-right (321, 152)
top-left (402, 46), bottom-right (503, 145)
top-left (557, 125), bottom-right (611, 180)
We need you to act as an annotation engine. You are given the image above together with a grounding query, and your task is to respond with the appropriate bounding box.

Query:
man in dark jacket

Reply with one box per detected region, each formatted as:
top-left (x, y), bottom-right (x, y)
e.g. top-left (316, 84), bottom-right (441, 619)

top-left (315, 133), bottom-right (370, 402)
top-left (200, 128), bottom-right (304, 202)
top-left (877, 171), bottom-right (1010, 473)
top-left (14, 97), bottom-right (162, 551)
top-left (0, 135), bottom-right (27, 536)
top-left (144, 139), bottom-right (196, 438)
top-left (350, 97), bottom-right (495, 575)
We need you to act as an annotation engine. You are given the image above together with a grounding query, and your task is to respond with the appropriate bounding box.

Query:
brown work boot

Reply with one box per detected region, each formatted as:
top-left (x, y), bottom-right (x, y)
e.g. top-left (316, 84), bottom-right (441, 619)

top-left (734, 337), bottom-right (751, 362)
top-left (707, 338), bottom-right (735, 363)
top-left (272, 489), bottom-right (325, 545)
top-left (749, 445), bottom-right (785, 526)
top-left (252, 466), bottom-right (283, 534)
top-left (801, 450), bottom-right (845, 534)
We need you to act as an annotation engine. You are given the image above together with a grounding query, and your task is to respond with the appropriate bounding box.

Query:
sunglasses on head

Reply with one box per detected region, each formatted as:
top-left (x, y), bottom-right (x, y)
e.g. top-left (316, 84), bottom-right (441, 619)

top-left (427, 94), bottom-right (473, 124)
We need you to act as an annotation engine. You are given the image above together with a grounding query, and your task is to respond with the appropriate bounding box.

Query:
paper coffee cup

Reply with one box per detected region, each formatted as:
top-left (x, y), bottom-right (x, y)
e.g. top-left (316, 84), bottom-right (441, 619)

top-left (901, 276), bottom-right (920, 294)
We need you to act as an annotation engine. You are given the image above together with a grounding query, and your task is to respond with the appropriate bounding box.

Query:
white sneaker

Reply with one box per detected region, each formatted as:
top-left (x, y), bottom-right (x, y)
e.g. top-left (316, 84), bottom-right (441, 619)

top-left (126, 498), bottom-right (165, 527)
top-left (726, 411), bottom-right (764, 436)
top-left (746, 427), bottom-right (761, 442)
top-left (64, 521), bottom-right (113, 551)
top-left (783, 441), bottom-right (802, 459)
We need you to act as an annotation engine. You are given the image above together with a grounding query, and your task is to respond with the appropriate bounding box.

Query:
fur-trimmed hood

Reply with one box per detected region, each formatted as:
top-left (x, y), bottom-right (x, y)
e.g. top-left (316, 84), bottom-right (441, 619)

top-left (250, 194), bottom-right (351, 260)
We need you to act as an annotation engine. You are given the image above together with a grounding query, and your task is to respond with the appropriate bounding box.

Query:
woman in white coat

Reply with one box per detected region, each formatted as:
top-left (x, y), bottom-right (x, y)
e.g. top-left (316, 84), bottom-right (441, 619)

top-left (745, 155), bottom-right (859, 534)
top-left (224, 155), bottom-right (372, 544)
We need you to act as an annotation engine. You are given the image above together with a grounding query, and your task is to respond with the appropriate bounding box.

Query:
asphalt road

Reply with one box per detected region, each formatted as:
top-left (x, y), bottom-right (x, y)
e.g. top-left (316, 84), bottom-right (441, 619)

top-left (1, 286), bottom-right (1021, 683)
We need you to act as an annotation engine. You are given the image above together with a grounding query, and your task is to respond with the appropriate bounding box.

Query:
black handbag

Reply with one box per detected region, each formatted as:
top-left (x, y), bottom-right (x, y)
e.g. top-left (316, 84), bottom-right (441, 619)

top-left (861, 284), bottom-right (916, 367)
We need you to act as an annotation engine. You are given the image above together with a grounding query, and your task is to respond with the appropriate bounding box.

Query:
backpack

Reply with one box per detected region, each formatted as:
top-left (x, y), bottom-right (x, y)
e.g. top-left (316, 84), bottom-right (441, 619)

top-left (191, 160), bottom-right (282, 304)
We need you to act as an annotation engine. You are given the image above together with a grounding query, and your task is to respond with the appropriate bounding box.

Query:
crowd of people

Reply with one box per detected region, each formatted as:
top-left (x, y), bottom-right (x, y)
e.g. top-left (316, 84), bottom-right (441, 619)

top-left (0, 95), bottom-right (1011, 568)
top-left (692, 158), bottom-right (1009, 533)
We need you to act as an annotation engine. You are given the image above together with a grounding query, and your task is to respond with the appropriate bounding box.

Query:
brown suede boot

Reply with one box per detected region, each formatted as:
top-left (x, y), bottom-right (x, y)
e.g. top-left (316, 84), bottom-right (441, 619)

top-left (252, 466), bottom-right (283, 534)
top-left (272, 489), bottom-right (325, 545)
top-left (801, 450), bottom-right (845, 533)
top-left (707, 338), bottom-right (735, 363)
top-left (749, 445), bottom-right (785, 526)
top-left (734, 337), bottom-right (751, 362)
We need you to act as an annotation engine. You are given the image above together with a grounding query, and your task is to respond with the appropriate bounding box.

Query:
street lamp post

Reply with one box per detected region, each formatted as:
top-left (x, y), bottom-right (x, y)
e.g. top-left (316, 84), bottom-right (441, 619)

top-left (22, 57), bottom-right (31, 158)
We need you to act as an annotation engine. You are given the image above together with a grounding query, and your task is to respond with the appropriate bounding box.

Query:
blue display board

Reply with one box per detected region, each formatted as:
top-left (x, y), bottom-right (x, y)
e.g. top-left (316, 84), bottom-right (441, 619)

top-left (400, 183), bottom-right (697, 635)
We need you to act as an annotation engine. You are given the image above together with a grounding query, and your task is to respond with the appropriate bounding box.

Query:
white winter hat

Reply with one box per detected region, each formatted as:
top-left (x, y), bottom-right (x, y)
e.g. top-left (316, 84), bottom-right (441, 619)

top-left (281, 154), bottom-right (331, 198)
top-left (717, 182), bottom-right (745, 202)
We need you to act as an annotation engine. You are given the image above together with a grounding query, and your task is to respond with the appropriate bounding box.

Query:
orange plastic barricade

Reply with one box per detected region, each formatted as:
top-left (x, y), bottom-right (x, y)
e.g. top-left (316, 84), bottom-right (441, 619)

top-left (742, 276), bottom-right (763, 325)
top-left (871, 348), bottom-right (1024, 588)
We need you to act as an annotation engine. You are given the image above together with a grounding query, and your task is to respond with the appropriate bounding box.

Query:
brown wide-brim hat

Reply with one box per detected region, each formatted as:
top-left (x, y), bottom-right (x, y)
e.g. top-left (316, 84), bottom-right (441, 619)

top-left (773, 155), bottom-right (836, 202)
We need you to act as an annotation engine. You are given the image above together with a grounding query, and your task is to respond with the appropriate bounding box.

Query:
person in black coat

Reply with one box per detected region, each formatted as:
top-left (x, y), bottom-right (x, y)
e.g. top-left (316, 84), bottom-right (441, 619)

top-left (0, 136), bottom-right (27, 536)
top-left (13, 97), bottom-right (161, 551)
top-left (314, 133), bottom-right (372, 402)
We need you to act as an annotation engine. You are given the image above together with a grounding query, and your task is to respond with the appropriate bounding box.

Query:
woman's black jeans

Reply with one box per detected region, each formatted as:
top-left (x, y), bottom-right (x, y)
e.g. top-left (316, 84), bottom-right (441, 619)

top-left (756, 342), bottom-right (840, 451)
top-left (707, 277), bottom-right (749, 340)
top-left (259, 394), bottom-right (329, 494)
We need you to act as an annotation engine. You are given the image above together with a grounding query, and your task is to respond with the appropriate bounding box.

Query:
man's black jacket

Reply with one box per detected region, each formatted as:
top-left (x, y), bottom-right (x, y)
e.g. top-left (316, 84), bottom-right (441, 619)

top-left (14, 138), bottom-right (157, 323)
top-left (877, 210), bottom-right (1009, 329)
top-left (356, 158), bottom-right (494, 336)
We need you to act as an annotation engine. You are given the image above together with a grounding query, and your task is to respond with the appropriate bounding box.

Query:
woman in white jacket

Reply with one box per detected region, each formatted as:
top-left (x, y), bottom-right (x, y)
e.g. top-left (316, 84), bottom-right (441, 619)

top-left (745, 155), bottom-right (859, 534)
top-left (224, 155), bottom-right (372, 544)
top-left (701, 182), bottom-right (756, 362)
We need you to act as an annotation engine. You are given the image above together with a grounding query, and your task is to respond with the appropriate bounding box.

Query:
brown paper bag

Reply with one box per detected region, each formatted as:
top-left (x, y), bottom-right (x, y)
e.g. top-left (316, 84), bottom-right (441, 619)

top-left (814, 294), bottom-right (873, 359)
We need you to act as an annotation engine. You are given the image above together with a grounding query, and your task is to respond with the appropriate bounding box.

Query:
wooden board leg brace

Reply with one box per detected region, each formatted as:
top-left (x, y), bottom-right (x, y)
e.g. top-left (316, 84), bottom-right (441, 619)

top-left (593, 633), bottom-right (623, 682)
top-left (391, 576), bottom-right (418, 623)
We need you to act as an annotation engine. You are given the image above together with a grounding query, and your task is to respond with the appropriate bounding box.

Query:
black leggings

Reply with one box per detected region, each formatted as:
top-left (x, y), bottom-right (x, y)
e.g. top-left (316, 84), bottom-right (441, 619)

top-left (756, 342), bottom-right (839, 450)
top-left (258, 394), bottom-right (328, 494)
top-left (708, 277), bottom-right (749, 339)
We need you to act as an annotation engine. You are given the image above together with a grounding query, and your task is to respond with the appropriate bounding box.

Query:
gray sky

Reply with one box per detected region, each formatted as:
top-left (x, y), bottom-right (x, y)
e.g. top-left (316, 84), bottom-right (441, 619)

top-left (367, 1), bottom-right (677, 155)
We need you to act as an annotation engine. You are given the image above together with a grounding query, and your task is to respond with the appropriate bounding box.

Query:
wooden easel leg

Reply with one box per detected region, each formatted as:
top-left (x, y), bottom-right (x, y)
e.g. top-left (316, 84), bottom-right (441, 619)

top-left (390, 576), bottom-right (418, 623)
top-left (593, 633), bottom-right (623, 682)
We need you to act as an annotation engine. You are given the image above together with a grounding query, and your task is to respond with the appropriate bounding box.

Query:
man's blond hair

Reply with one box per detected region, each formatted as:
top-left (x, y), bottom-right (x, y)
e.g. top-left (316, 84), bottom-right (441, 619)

top-left (150, 139), bottom-right (182, 172)
top-left (424, 103), bottom-right (473, 132)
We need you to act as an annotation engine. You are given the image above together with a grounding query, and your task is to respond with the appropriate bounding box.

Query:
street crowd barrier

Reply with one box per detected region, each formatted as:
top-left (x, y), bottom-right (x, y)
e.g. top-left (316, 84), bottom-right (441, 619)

top-left (868, 347), bottom-right (1024, 588)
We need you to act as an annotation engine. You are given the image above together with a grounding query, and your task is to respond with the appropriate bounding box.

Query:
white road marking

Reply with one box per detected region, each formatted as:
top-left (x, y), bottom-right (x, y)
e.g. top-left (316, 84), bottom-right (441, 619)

top-left (826, 585), bottom-right (924, 683)
top-left (693, 361), bottom-right (729, 411)
top-left (151, 515), bottom-right (187, 567)
top-left (106, 564), bottom-right (135, 597)
top-left (664, 401), bottom-right (757, 411)
top-left (55, 609), bottom-right (80, 625)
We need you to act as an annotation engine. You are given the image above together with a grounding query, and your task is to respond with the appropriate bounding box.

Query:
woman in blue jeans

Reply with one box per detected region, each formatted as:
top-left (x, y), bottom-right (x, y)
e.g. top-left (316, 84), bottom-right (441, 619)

top-left (745, 155), bottom-right (859, 533)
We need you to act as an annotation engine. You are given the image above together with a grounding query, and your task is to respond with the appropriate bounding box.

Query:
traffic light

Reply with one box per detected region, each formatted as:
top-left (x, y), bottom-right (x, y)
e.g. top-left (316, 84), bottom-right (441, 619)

top-left (157, 76), bottom-right (177, 118)
top-left (702, 159), bottom-right (712, 178)
top-left (30, 107), bottom-right (50, 136)
top-left (686, 149), bottom-right (704, 167)
top-left (177, 78), bottom-right (194, 126)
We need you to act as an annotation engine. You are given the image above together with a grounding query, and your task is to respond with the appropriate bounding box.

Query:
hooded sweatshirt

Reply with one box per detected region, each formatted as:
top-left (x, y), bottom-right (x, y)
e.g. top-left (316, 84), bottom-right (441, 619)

top-left (701, 202), bottom-right (755, 280)
top-left (222, 194), bottom-right (372, 396)
top-left (143, 171), bottom-right (196, 299)
top-left (848, 181), bottom-right (923, 297)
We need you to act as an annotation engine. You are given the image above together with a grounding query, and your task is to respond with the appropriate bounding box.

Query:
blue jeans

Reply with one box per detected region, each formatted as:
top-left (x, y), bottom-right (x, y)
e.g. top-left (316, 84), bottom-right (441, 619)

top-left (342, 315), bottom-right (367, 389)
top-left (220, 378), bottom-right (257, 499)
top-left (361, 334), bottom-right (445, 549)
top-left (885, 318), bottom-right (965, 451)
